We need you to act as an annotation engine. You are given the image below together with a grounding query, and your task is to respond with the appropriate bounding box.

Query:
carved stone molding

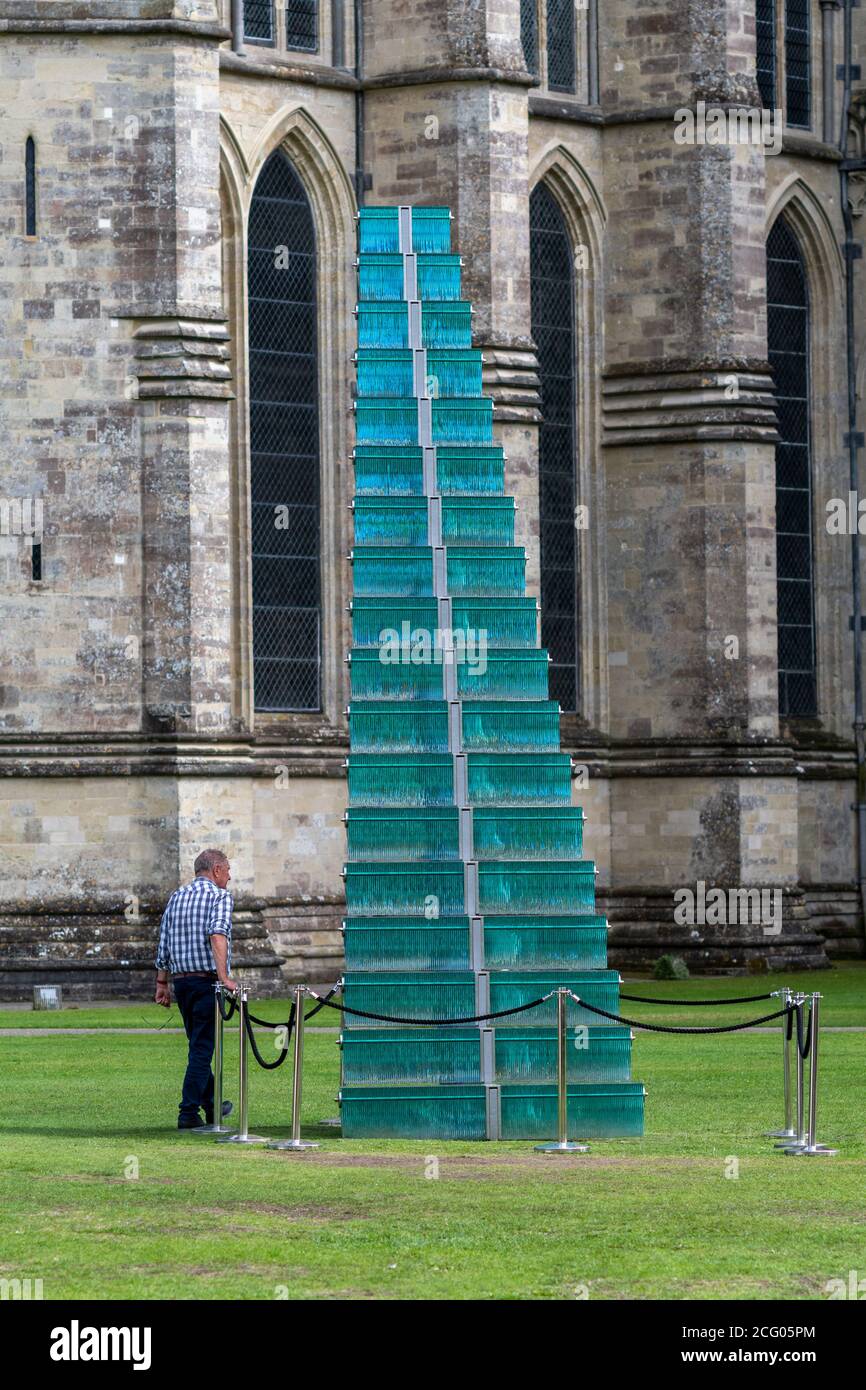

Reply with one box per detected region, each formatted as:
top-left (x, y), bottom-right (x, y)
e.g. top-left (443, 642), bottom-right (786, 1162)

top-left (478, 342), bottom-right (541, 424)
top-left (132, 317), bottom-right (233, 401)
top-left (602, 366), bottom-right (778, 446)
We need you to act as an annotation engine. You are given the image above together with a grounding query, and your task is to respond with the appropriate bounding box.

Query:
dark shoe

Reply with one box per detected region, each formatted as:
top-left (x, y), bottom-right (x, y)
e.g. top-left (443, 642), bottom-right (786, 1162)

top-left (203, 1100), bottom-right (233, 1125)
top-left (178, 1115), bottom-right (205, 1130)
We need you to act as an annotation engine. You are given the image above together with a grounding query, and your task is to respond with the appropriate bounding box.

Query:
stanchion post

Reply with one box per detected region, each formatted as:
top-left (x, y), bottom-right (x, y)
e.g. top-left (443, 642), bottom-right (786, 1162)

top-left (765, 987), bottom-right (796, 1139)
top-left (784, 992), bottom-right (838, 1157)
top-left (535, 989), bottom-right (588, 1154)
top-left (194, 984), bottom-right (236, 1136)
top-left (217, 987), bottom-right (270, 1145)
top-left (268, 984), bottom-right (319, 1151)
top-left (776, 993), bottom-right (807, 1151)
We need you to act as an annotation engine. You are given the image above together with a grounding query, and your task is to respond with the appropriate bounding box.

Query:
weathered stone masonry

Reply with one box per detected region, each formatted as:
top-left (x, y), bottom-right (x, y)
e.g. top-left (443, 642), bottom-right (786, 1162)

top-left (0, 0), bottom-right (864, 997)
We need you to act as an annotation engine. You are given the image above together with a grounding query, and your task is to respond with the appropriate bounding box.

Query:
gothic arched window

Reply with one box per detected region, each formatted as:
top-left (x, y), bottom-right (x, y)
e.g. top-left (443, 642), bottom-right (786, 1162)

top-left (530, 182), bottom-right (579, 713)
top-left (767, 215), bottom-right (815, 717)
top-left (248, 148), bottom-right (321, 712)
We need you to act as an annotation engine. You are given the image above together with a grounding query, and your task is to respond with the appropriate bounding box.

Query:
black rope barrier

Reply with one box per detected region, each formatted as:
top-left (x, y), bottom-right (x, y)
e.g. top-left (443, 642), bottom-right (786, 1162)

top-left (795, 1000), bottom-right (812, 1059)
top-left (620, 990), bottom-right (774, 1006)
top-left (306, 994), bottom-right (550, 1026)
top-left (216, 991), bottom-right (237, 1022)
top-left (243, 1001), bottom-right (295, 1070)
top-left (563, 997), bottom-right (794, 1035)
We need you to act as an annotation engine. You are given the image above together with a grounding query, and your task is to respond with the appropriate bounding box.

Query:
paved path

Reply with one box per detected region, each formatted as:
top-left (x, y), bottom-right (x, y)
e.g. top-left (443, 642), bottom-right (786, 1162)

top-left (0, 1026), bottom-right (342, 1036)
top-left (1, 1025), bottom-right (864, 1037)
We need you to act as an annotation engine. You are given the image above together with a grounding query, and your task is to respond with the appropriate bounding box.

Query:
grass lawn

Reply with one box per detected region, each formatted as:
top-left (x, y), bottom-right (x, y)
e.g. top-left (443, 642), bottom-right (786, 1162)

top-left (1, 965), bottom-right (864, 1300)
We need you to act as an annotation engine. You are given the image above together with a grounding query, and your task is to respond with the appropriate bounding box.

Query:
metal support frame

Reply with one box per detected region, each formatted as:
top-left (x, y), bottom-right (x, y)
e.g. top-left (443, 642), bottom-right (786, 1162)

top-left (535, 989), bottom-right (589, 1153)
top-left (268, 984), bottom-right (320, 1150)
top-left (217, 989), bottom-right (270, 1145)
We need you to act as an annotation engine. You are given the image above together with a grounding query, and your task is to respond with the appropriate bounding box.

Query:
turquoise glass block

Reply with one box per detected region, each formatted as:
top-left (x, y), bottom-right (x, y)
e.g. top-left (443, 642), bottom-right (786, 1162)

top-left (461, 700), bottom-right (562, 751)
top-left (353, 445), bottom-right (423, 495)
top-left (456, 649), bottom-right (549, 700)
top-left (421, 301), bottom-right (472, 348)
top-left (355, 398), bottom-right (418, 444)
top-left (349, 649), bottom-right (444, 701)
top-left (432, 397), bottom-right (494, 444)
top-left (358, 207), bottom-right (400, 253)
top-left (357, 253), bottom-right (404, 301)
top-left (426, 349), bottom-right (483, 398)
top-left (478, 861), bottom-right (597, 913)
top-left (446, 546), bottom-right (525, 597)
top-left (352, 497), bottom-right (429, 546)
top-left (410, 207), bottom-right (452, 252)
top-left (483, 916), bottom-right (609, 970)
top-left (346, 806), bottom-right (460, 861)
top-left (341, 1029), bottom-right (481, 1084)
top-left (499, 1084), bottom-right (645, 1140)
top-left (342, 971), bottom-right (476, 1027)
top-left (351, 546), bottom-right (434, 596)
top-left (494, 1027), bottom-right (632, 1083)
top-left (450, 597), bottom-right (537, 648)
top-left (466, 753), bottom-right (572, 804)
top-left (417, 253), bottom-right (462, 300)
top-left (343, 917), bottom-right (472, 970)
top-left (357, 302), bottom-right (409, 348)
top-left (488, 971), bottom-right (620, 1027)
top-left (347, 754), bottom-right (455, 808)
top-left (435, 446), bottom-right (504, 494)
top-left (340, 1086), bottom-right (487, 1140)
top-left (347, 700), bottom-right (449, 752)
top-left (472, 806), bottom-right (585, 859)
top-left (344, 861), bottom-right (466, 916)
top-left (442, 497), bottom-right (515, 545)
top-left (351, 597), bottom-right (438, 647)
top-left (355, 349), bottom-right (414, 397)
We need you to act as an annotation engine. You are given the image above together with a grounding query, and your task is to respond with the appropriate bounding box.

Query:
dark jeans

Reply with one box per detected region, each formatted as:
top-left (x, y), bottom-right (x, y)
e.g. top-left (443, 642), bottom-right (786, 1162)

top-left (173, 975), bottom-right (217, 1121)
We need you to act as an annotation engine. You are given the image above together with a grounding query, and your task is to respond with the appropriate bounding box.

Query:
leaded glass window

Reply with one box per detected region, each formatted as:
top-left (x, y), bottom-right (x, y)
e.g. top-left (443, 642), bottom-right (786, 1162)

top-left (530, 183), bottom-right (579, 713)
top-left (546, 0), bottom-right (576, 93)
top-left (244, 0), bottom-right (275, 43)
top-left (785, 0), bottom-right (811, 128)
top-left (25, 136), bottom-right (36, 236)
top-left (520, 0), bottom-right (539, 76)
top-left (766, 216), bottom-right (815, 717)
top-left (755, 0), bottom-right (777, 109)
top-left (248, 149), bottom-right (321, 712)
top-left (285, 0), bottom-right (318, 51)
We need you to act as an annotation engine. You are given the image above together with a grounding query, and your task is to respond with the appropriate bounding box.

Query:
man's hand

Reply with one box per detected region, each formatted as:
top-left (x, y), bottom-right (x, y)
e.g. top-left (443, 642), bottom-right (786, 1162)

top-left (221, 976), bottom-right (238, 993)
top-left (155, 980), bottom-right (171, 1008)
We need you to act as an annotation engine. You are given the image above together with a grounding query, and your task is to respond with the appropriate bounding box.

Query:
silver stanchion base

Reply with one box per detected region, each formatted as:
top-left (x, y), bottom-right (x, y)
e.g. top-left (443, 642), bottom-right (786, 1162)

top-left (774, 1136), bottom-right (806, 1149)
top-left (319, 1117), bottom-right (341, 1127)
top-left (267, 1138), bottom-right (319, 1150)
top-left (217, 1132), bottom-right (270, 1145)
top-left (534, 1141), bottom-right (589, 1153)
top-left (191, 1123), bottom-right (235, 1136)
top-left (784, 1143), bottom-right (838, 1157)
top-left (765, 1126), bottom-right (797, 1138)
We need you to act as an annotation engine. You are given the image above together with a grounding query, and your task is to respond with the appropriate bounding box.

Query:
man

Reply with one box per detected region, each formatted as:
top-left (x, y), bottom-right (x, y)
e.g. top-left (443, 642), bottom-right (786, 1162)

top-left (155, 849), bottom-right (237, 1130)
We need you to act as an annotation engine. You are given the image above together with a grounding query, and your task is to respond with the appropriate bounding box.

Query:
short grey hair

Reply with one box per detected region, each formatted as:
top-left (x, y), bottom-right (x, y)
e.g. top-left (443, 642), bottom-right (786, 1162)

top-left (194, 848), bottom-right (229, 875)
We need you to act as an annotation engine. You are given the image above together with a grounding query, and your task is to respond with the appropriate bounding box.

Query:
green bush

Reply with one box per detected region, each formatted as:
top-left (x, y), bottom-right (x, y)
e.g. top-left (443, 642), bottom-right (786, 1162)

top-left (653, 953), bottom-right (690, 980)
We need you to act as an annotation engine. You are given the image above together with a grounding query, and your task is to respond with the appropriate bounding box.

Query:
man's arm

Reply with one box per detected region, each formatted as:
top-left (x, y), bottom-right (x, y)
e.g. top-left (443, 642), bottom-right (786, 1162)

top-left (154, 903), bottom-right (172, 1007)
top-left (209, 891), bottom-right (236, 990)
top-left (209, 932), bottom-right (236, 992)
